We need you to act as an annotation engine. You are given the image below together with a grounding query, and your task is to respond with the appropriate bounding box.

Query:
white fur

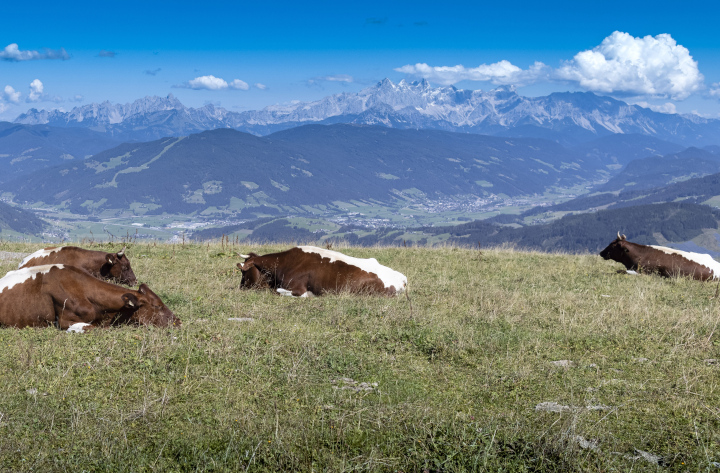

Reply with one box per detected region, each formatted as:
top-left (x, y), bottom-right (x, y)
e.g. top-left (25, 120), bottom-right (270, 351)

top-left (276, 288), bottom-right (315, 298)
top-left (67, 322), bottom-right (91, 333)
top-left (0, 265), bottom-right (64, 294)
top-left (18, 247), bottom-right (64, 268)
top-left (649, 245), bottom-right (720, 279)
top-left (298, 246), bottom-right (407, 293)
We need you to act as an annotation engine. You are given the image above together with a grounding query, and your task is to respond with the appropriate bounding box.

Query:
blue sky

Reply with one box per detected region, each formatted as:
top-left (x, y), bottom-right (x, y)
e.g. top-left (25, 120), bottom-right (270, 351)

top-left (2, 0), bottom-right (720, 120)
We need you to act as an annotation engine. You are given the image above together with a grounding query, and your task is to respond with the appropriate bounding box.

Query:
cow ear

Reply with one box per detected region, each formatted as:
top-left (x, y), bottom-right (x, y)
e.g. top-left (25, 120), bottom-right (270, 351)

top-left (238, 261), bottom-right (255, 271)
top-left (122, 293), bottom-right (140, 308)
top-left (138, 283), bottom-right (150, 295)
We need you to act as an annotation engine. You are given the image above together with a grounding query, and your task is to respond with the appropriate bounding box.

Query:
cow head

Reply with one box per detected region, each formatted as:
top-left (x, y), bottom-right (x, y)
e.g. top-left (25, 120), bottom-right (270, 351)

top-left (103, 246), bottom-right (138, 286)
top-left (121, 284), bottom-right (181, 327)
top-left (237, 253), bottom-right (270, 289)
top-left (599, 232), bottom-right (634, 266)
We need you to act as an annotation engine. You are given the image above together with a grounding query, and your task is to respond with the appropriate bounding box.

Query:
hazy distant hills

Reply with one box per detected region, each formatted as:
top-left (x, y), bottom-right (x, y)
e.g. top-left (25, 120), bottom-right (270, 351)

top-left (0, 201), bottom-right (46, 234)
top-left (3, 125), bottom-right (610, 216)
top-left (595, 147), bottom-right (720, 193)
top-left (15, 79), bottom-right (720, 147)
top-left (430, 202), bottom-right (720, 253)
top-left (0, 122), bottom-right (120, 183)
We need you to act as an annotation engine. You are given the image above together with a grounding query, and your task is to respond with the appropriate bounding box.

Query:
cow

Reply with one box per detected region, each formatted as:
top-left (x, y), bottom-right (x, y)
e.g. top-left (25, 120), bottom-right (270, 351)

top-left (0, 264), bottom-right (180, 331)
top-left (599, 232), bottom-right (720, 281)
top-left (237, 246), bottom-right (407, 297)
top-left (18, 246), bottom-right (137, 286)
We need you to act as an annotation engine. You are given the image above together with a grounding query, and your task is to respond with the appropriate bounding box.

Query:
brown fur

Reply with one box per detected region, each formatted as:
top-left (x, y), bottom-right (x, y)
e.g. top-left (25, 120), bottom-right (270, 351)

top-left (237, 247), bottom-right (395, 296)
top-left (19, 246), bottom-right (137, 286)
top-left (599, 235), bottom-right (715, 281)
top-left (0, 265), bottom-right (180, 329)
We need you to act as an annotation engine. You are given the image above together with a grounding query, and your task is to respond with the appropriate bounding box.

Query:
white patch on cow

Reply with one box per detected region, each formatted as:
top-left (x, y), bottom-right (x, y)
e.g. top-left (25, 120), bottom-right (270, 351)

top-left (626, 270), bottom-right (639, 275)
top-left (276, 288), bottom-right (314, 298)
top-left (297, 246), bottom-right (407, 292)
top-left (649, 245), bottom-right (720, 279)
top-left (67, 322), bottom-right (91, 333)
top-left (18, 247), bottom-right (64, 268)
top-left (0, 264), bottom-right (64, 294)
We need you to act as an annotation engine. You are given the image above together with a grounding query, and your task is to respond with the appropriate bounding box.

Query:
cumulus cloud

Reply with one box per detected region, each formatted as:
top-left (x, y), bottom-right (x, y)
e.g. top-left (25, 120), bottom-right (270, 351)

top-left (70, 94), bottom-right (84, 102)
top-left (98, 50), bottom-right (116, 58)
top-left (27, 79), bottom-right (43, 102)
top-left (176, 75), bottom-right (250, 91)
top-left (0, 43), bottom-right (69, 61)
top-left (254, 83), bottom-right (267, 90)
top-left (3, 85), bottom-right (20, 103)
top-left (396, 31), bottom-right (704, 100)
top-left (556, 32), bottom-right (702, 100)
top-left (229, 79), bottom-right (249, 90)
top-left (710, 83), bottom-right (720, 99)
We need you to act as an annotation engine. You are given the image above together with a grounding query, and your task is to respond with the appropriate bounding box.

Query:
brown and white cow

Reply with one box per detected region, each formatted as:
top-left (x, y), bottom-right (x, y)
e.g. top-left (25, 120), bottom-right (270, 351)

top-left (19, 246), bottom-right (137, 286)
top-left (237, 246), bottom-right (407, 297)
top-left (599, 232), bottom-right (720, 280)
top-left (0, 264), bottom-right (180, 331)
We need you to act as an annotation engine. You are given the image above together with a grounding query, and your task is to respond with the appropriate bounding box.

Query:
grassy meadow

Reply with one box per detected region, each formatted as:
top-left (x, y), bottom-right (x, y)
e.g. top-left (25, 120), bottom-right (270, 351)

top-left (1, 240), bottom-right (720, 471)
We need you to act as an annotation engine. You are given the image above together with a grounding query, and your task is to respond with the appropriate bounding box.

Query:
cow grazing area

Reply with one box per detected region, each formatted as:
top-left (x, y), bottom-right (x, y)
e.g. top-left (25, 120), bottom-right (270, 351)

top-left (1, 242), bottom-right (720, 471)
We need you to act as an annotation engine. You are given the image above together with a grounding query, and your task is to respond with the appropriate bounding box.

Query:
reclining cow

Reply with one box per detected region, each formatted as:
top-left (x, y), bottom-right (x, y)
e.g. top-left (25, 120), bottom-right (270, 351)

top-left (600, 232), bottom-right (720, 280)
top-left (237, 246), bottom-right (407, 297)
top-left (0, 264), bottom-right (180, 331)
top-left (19, 246), bottom-right (137, 286)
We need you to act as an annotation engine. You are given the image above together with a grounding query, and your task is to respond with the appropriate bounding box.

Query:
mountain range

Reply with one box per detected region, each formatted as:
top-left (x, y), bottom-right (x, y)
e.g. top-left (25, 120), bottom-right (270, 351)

top-left (0, 122), bottom-right (121, 183)
top-left (2, 125), bottom-right (610, 216)
top-left (15, 79), bottom-right (720, 147)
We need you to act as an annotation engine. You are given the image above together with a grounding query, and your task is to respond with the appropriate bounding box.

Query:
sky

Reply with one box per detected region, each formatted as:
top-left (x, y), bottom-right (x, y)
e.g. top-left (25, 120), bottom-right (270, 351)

top-left (2, 0), bottom-right (720, 120)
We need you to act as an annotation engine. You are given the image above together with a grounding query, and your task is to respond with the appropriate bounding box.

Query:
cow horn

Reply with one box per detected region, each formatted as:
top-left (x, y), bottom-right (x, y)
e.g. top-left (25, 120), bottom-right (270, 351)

top-left (617, 231), bottom-right (622, 240)
top-left (239, 254), bottom-right (250, 259)
top-left (118, 246), bottom-right (126, 257)
top-left (622, 234), bottom-right (626, 240)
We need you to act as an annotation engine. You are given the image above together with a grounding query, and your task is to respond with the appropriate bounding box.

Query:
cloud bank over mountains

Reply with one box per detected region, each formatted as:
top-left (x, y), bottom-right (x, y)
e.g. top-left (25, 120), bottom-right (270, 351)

top-left (396, 32), bottom-right (704, 101)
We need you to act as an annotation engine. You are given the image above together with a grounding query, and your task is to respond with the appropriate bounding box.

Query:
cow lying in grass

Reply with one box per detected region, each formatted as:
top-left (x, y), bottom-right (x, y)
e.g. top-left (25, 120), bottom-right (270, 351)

top-left (19, 246), bottom-right (137, 286)
top-left (600, 232), bottom-right (720, 280)
top-left (0, 265), bottom-right (180, 331)
top-left (237, 246), bottom-right (407, 297)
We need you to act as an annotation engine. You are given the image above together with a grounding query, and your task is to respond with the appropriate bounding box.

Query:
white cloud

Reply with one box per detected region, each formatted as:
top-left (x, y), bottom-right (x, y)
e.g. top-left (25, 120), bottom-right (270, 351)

top-left (3, 85), bottom-right (20, 103)
top-left (633, 101), bottom-right (677, 114)
top-left (396, 32), bottom-right (703, 101)
top-left (180, 75), bottom-right (249, 91)
top-left (0, 43), bottom-right (69, 61)
top-left (229, 79), bottom-right (249, 90)
top-left (395, 61), bottom-right (548, 86)
top-left (710, 83), bottom-right (720, 99)
top-left (27, 79), bottom-right (44, 102)
top-left (323, 74), bottom-right (354, 83)
top-left (254, 83), bottom-right (267, 90)
top-left (188, 75), bottom-right (228, 90)
top-left (556, 32), bottom-right (702, 100)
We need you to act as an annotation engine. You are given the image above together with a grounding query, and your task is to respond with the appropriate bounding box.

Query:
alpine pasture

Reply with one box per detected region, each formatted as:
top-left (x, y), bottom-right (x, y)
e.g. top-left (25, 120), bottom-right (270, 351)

top-left (1, 240), bottom-right (719, 471)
